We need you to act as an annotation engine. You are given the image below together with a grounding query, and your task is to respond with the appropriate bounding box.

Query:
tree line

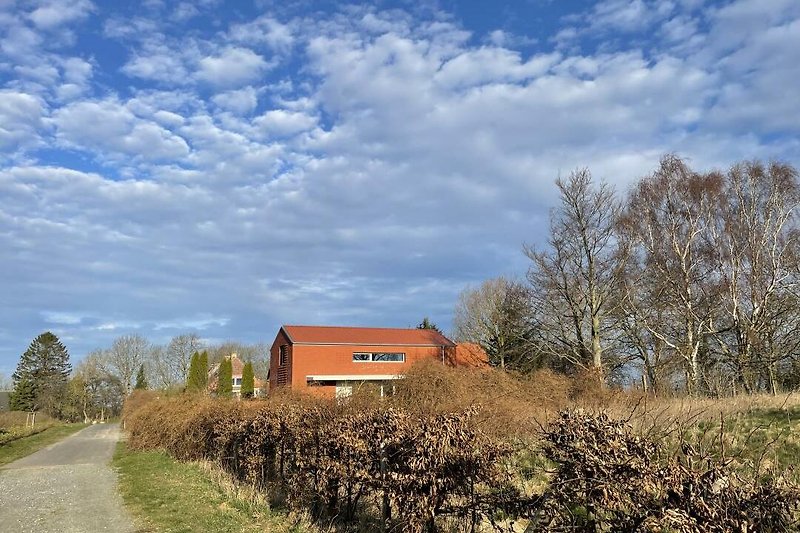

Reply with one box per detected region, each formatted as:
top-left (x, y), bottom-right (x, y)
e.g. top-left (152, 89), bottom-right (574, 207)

top-left (454, 155), bottom-right (800, 396)
top-left (7, 331), bottom-right (269, 419)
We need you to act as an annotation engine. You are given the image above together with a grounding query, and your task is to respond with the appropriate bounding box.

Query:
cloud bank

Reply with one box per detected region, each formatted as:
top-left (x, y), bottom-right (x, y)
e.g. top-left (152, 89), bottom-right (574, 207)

top-left (0, 0), bottom-right (798, 371)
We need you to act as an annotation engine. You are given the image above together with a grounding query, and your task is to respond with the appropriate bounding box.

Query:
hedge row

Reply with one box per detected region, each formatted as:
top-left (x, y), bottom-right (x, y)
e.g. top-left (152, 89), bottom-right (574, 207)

top-left (124, 392), bottom-right (515, 532)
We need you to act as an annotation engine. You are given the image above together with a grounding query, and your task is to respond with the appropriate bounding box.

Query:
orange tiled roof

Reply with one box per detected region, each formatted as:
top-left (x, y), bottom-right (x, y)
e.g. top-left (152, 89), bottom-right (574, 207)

top-left (229, 354), bottom-right (244, 375)
top-left (282, 325), bottom-right (455, 347)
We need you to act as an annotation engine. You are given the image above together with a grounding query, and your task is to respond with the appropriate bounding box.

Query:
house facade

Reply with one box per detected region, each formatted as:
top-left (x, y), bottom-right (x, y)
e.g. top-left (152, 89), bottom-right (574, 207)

top-left (208, 353), bottom-right (264, 398)
top-left (268, 325), bottom-right (486, 397)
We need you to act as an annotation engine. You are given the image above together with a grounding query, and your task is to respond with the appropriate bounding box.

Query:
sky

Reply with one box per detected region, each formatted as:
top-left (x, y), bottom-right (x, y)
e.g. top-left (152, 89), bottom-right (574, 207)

top-left (1, 0), bottom-right (799, 375)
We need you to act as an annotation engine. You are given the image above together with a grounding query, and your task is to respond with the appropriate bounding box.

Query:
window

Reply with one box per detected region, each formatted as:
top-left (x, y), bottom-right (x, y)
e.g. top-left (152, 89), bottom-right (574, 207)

top-left (279, 345), bottom-right (288, 366)
top-left (373, 352), bottom-right (404, 362)
top-left (233, 377), bottom-right (242, 386)
top-left (352, 352), bottom-right (405, 363)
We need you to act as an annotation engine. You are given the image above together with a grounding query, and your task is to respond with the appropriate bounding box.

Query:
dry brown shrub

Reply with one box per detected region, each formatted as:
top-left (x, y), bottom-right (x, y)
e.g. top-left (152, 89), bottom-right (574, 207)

top-left (389, 359), bottom-right (572, 438)
top-left (121, 389), bottom-right (159, 422)
top-left (123, 389), bottom-right (514, 532)
top-left (567, 368), bottom-right (628, 407)
top-left (528, 409), bottom-right (800, 532)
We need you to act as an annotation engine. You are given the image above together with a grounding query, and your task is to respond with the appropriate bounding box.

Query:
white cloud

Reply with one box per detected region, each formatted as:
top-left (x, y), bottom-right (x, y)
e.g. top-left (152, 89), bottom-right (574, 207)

top-left (41, 311), bottom-right (84, 324)
top-left (171, 2), bottom-right (199, 22)
top-left (122, 42), bottom-right (192, 85)
top-left (229, 15), bottom-right (294, 52)
top-left (28, 0), bottom-right (94, 30)
top-left (592, 0), bottom-right (659, 31)
top-left (195, 47), bottom-right (270, 88)
top-left (0, 91), bottom-right (45, 152)
top-left (61, 56), bottom-right (92, 85)
top-left (211, 86), bottom-right (258, 115)
top-left (254, 109), bottom-right (317, 136)
top-left (52, 99), bottom-right (191, 161)
top-left (435, 48), bottom-right (559, 89)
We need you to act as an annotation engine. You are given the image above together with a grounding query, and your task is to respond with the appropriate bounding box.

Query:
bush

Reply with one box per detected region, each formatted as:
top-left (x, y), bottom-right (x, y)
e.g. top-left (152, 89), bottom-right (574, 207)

top-left (389, 359), bottom-right (573, 438)
top-left (122, 367), bottom-right (800, 532)
top-left (528, 409), bottom-right (800, 532)
top-left (124, 392), bottom-right (512, 532)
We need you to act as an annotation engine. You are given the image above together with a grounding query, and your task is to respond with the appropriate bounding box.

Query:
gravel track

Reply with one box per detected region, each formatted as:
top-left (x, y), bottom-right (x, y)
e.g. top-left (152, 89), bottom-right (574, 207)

top-left (0, 423), bottom-right (135, 532)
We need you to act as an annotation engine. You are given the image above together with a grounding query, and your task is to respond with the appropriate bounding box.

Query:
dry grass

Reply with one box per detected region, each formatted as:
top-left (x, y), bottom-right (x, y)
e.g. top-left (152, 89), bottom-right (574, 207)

top-left (0, 410), bottom-right (55, 429)
top-left (0, 411), bottom-right (59, 445)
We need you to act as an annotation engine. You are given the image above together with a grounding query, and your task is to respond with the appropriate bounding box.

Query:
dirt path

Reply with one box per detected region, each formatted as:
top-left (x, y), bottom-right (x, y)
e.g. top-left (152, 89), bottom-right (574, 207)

top-left (0, 423), bottom-right (135, 532)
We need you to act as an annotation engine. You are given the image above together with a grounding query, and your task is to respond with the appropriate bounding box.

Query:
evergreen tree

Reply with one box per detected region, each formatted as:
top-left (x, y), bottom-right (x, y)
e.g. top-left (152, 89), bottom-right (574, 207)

top-left (9, 377), bottom-right (37, 411)
top-left (417, 317), bottom-right (442, 333)
top-left (134, 364), bottom-right (148, 390)
top-left (186, 352), bottom-right (196, 390)
top-left (241, 361), bottom-right (255, 399)
top-left (186, 352), bottom-right (202, 392)
top-left (218, 357), bottom-right (233, 398)
top-left (199, 351), bottom-right (208, 388)
top-left (12, 332), bottom-right (71, 416)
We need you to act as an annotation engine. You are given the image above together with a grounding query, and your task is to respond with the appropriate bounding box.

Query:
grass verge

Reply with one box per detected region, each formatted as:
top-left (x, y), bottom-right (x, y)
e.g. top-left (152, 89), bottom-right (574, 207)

top-left (113, 442), bottom-right (310, 533)
top-left (0, 423), bottom-right (87, 467)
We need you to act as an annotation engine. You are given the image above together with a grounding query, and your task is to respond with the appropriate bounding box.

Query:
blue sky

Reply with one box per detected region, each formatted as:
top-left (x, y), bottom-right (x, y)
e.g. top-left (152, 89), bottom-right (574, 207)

top-left (1, 0), bottom-right (799, 375)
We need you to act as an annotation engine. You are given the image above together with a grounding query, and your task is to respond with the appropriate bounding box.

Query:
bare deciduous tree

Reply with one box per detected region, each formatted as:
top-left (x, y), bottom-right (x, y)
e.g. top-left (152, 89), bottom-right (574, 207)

top-left (711, 161), bottom-right (800, 394)
top-left (526, 169), bottom-right (625, 380)
top-left (106, 334), bottom-right (150, 394)
top-left (452, 277), bottom-right (535, 370)
top-left (145, 333), bottom-right (205, 389)
top-left (619, 155), bottom-right (723, 394)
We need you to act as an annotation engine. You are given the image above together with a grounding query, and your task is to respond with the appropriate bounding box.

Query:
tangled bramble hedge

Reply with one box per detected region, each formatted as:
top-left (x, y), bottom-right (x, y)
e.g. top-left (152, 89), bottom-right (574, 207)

top-left (124, 390), bottom-right (800, 532)
top-left (124, 393), bottom-right (516, 532)
top-left (532, 410), bottom-right (800, 532)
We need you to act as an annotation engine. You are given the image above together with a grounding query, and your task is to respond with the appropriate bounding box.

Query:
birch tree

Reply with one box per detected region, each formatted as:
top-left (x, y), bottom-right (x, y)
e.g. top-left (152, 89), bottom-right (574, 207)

top-left (711, 161), bottom-right (800, 393)
top-left (620, 155), bottom-right (723, 394)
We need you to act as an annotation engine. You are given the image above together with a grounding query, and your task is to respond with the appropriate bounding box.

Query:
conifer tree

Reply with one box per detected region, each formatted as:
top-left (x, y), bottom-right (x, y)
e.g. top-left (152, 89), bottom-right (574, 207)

top-left (9, 377), bottom-right (37, 411)
top-left (199, 351), bottom-right (208, 387)
top-left (12, 332), bottom-right (71, 416)
top-left (241, 361), bottom-right (255, 399)
top-left (417, 317), bottom-right (442, 333)
top-left (186, 352), bottom-right (202, 392)
top-left (134, 364), bottom-right (148, 390)
top-left (218, 357), bottom-right (233, 398)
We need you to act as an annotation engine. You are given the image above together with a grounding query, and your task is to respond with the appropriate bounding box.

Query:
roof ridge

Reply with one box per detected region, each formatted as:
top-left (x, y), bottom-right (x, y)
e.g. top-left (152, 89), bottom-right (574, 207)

top-left (285, 324), bottom-right (432, 331)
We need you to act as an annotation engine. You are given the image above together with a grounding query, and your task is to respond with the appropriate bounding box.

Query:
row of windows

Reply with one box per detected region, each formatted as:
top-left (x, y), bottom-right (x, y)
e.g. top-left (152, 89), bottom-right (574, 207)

top-left (353, 352), bottom-right (405, 363)
top-left (278, 346), bottom-right (406, 365)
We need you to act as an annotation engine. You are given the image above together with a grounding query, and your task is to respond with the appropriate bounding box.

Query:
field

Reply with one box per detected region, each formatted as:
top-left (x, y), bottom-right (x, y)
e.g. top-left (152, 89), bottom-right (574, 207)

top-left (120, 363), bottom-right (800, 532)
top-left (0, 412), bottom-right (87, 467)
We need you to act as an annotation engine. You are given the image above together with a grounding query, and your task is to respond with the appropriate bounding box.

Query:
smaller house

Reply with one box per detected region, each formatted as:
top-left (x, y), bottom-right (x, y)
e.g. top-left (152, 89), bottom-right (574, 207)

top-left (208, 354), bottom-right (264, 398)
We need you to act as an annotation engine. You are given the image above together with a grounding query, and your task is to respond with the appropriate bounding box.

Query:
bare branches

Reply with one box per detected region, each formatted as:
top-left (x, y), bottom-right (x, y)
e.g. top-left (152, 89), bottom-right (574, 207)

top-left (526, 168), bottom-right (626, 380)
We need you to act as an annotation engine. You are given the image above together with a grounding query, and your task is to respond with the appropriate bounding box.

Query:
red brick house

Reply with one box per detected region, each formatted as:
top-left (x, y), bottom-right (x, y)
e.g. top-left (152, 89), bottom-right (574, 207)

top-left (268, 325), bottom-right (487, 397)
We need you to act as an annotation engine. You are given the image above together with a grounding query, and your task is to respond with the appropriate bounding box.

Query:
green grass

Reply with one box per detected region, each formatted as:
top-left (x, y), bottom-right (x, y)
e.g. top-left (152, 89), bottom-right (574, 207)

top-left (0, 423), bottom-right (87, 467)
top-left (676, 405), bottom-right (800, 482)
top-left (113, 442), bottom-right (309, 533)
